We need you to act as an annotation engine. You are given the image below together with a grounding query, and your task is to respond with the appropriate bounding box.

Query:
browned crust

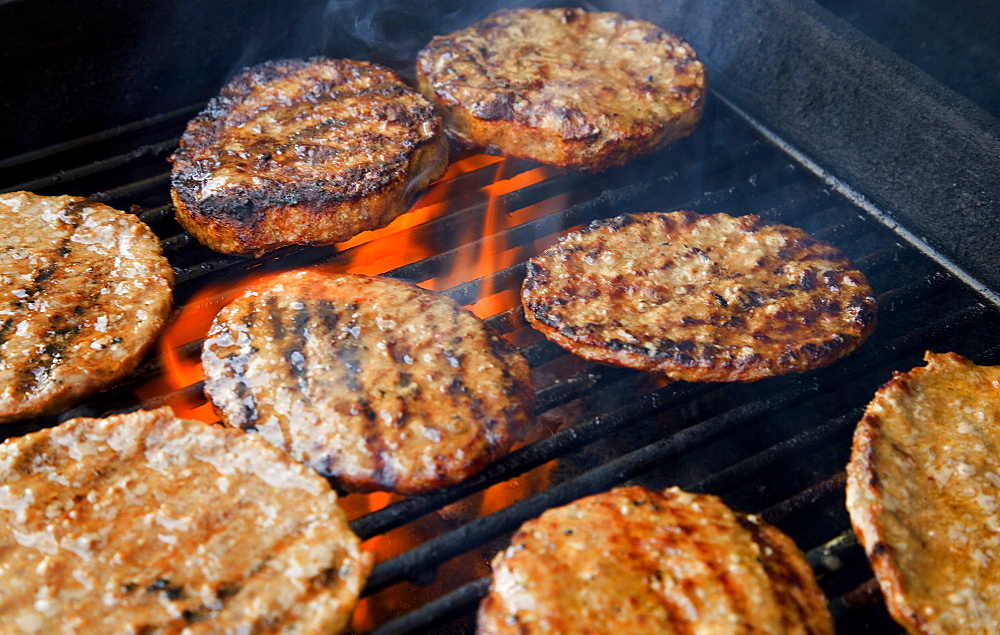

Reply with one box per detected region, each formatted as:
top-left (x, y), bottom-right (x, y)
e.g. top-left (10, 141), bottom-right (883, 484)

top-left (0, 191), bottom-right (174, 423)
top-left (477, 485), bottom-right (832, 634)
top-left (202, 269), bottom-right (534, 495)
top-left (521, 211), bottom-right (877, 382)
top-left (846, 352), bottom-right (1000, 633)
top-left (0, 407), bottom-right (372, 633)
top-left (170, 57), bottom-right (448, 256)
top-left (416, 7), bottom-right (705, 172)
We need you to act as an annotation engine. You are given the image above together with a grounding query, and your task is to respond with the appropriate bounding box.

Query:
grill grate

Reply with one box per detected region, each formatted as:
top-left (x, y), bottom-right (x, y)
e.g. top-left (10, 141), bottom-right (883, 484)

top-left (2, 90), bottom-right (999, 634)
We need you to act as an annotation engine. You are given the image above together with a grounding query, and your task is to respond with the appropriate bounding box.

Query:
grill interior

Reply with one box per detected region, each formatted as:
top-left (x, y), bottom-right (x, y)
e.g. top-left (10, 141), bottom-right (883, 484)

top-left (2, 1), bottom-right (999, 633)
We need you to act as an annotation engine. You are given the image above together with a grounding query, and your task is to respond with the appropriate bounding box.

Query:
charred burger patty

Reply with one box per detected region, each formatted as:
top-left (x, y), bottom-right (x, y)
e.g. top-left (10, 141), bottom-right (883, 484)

top-left (0, 407), bottom-right (371, 633)
top-left (170, 57), bottom-right (448, 256)
top-left (201, 269), bottom-right (534, 495)
top-left (0, 191), bottom-right (174, 423)
top-left (416, 7), bottom-right (705, 172)
top-left (478, 485), bottom-right (833, 634)
top-left (521, 211), bottom-right (876, 382)
top-left (847, 352), bottom-right (1000, 633)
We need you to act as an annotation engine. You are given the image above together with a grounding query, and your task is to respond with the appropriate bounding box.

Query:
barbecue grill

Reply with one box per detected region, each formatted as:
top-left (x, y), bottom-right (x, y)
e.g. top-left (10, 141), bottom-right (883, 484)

top-left (2, 0), bottom-right (999, 632)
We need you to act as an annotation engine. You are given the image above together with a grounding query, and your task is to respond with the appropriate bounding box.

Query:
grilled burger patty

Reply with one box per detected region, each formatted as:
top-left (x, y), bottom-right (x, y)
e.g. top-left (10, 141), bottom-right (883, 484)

top-left (478, 485), bottom-right (833, 634)
top-left (0, 407), bottom-right (372, 634)
top-left (0, 191), bottom-right (174, 423)
top-left (521, 211), bottom-right (877, 382)
top-left (170, 57), bottom-right (448, 256)
top-left (415, 7), bottom-right (705, 172)
top-left (846, 352), bottom-right (1000, 633)
top-left (201, 269), bottom-right (534, 495)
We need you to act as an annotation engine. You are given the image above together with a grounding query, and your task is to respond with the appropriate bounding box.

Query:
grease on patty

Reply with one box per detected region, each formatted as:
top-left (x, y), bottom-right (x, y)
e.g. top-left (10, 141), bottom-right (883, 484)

top-left (478, 486), bottom-right (833, 634)
top-left (170, 57), bottom-right (448, 256)
top-left (521, 211), bottom-right (876, 382)
top-left (0, 191), bottom-right (173, 423)
top-left (202, 269), bottom-right (534, 495)
top-left (0, 407), bottom-right (371, 634)
top-left (416, 8), bottom-right (705, 172)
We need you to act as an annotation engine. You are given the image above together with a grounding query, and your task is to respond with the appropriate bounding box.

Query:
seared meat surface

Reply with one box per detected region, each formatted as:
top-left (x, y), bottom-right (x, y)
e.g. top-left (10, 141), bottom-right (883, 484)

top-left (0, 191), bottom-right (173, 423)
top-left (201, 269), bottom-right (534, 495)
top-left (416, 8), bottom-right (705, 172)
top-left (170, 57), bottom-right (448, 256)
top-left (847, 352), bottom-right (1000, 634)
top-left (521, 211), bottom-right (876, 382)
top-left (0, 407), bottom-right (371, 634)
top-left (478, 485), bottom-right (833, 634)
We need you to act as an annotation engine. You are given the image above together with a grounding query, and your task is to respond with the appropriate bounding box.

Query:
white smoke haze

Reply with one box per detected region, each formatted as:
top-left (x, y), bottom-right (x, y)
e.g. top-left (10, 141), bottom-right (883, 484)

top-left (209, 1), bottom-right (690, 87)
top-left (314, 0), bottom-right (568, 70)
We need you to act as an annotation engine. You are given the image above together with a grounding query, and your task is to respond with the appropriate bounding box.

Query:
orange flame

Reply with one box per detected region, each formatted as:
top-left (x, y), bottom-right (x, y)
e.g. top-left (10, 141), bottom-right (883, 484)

top-left (473, 460), bottom-right (560, 520)
top-left (135, 282), bottom-right (242, 421)
top-left (422, 162), bottom-right (563, 318)
top-left (349, 458), bottom-right (559, 632)
top-left (331, 154), bottom-right (504, 276)
top-left (341, 490), bottom-right (409, 633)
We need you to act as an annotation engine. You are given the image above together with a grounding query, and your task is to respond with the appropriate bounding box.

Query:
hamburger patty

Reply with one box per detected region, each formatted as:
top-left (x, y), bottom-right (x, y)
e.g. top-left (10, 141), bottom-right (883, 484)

top-left (201, 269), bottom-right (534, 495)
top-left (415, 7), bottom-right (705, 172)
top-left (170, 57), bottom-right (448, 256)
top-left (521, 211), bottom-right (877, 382)
top-left (0, 191), bottom-right (174, 423)
top-left (0, 406), bottom-right (371, 634)
top-left (846, 352), bottom-right (1000, 633)
top-left (477, 486), bottom-right (833, 634)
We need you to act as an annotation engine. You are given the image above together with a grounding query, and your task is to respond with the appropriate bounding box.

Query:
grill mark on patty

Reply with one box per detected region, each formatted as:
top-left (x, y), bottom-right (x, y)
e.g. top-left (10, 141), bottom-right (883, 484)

top-left (266, 295), bottom-right (286, 341)
top-left (315, 298), bottom-right (341, 336)
top-left (7, 202), bottom-right (90, 392)
top-left (2, 253), bottom-right (77, 347)
top-left (169, 57), bottom-right (447, 256)
top-left (615, 496), bottom-right (702, 630)
top-left (333, 308), bottom-right (363, 392)
top-left (283, 300), bottom-right (311, 394)
top-left (360, 394), bottom-right (393, 489)
top-left (743, 519), bottom-right (816, 632)
top-left (443, 305), bottom-right (494, 447)
top-left (265, 83), bottom-right (414, 151)
top-left (686, 530), bottom-right (743, 628)
top-left (229, 297), bottom-right (261, 429)
top-left (522, 211), bottom-right (875, 382)
top-left (332, 309), bottom-right (392, 488)
top-left (203, 271), bottom-right (533, 494)
top-left (0, 318), bottom-right (15, 353)
top-left (328, 309), bottom-right (395, 485)
top-left (694, 529), bottom-right (755, 631)
top-left (18, 321), bottom-right (85, 395)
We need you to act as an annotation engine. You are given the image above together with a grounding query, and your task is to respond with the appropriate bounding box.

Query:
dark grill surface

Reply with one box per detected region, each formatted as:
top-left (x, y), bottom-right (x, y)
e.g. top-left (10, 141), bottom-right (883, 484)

top-left (3, 85), bottom-right (999, 634)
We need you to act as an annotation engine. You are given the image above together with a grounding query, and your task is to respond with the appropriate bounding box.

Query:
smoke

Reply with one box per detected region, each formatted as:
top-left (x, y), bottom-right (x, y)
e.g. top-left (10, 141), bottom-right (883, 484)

top-left (311, 0), bottom-right (561, 70)
top-left (149, 1), bottom-right (605, 91)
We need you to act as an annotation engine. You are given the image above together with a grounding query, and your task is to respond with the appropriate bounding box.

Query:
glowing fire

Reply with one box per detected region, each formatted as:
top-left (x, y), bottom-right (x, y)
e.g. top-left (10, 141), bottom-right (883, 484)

top-left (330, 154), bottom-right (504, 276)
top-left (348, 457), bottom-right (559, 633)
top-left (422, 162), bottom-right (564, 319)
top-left (134, 284), bottom-right (240, 422)
top-left (137, 152), bottom-right (568, 632)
